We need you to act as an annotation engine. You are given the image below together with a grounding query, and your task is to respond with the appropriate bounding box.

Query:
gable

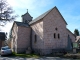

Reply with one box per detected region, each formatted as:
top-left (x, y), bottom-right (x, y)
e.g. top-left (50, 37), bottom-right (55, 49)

top-left (43, 7), bottom-right (67, 27)
top-left (53, 7), bottom-right (67, 25)
top-left (29, 6), bottom-right (67, 25)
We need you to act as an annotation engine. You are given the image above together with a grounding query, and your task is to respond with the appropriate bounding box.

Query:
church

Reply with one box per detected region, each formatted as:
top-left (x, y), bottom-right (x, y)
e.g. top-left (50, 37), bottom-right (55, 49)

top-left (10, 6), bottom-right (75, 55)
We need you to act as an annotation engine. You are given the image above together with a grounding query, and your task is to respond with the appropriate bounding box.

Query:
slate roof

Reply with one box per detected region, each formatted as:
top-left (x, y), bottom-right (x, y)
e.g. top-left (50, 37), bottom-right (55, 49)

top-left (14, 21), bottom-right (29, 27)
top-left (29, 7), bottom-right (52, 25)
top-left (0, 32), bottom-right (6, 40)
top-left (75, 36), bottom-right (80, 42)
top-left (29, 6), bottom-right (67, 25)
top-left (13, 6), bottom-right (67, 27)
top-left (11, 21), bottom-right (29, 34)
top-left (22, 12), bottom-right (33, 18)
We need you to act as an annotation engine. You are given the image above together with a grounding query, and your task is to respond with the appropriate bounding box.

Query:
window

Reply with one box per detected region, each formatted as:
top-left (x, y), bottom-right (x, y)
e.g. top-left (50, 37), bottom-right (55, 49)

top-left (58, 34), bottom-right (60, 39)
top-left (34, 35), bottom-right (37, 43)
top-left (54, 33), bottom-right (56, 38)
top-left (55, 28), bottom-right (58, 31)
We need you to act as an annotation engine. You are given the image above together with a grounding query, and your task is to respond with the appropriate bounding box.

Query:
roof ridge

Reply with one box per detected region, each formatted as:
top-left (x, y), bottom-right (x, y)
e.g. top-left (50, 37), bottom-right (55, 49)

top-left (29, 6), bottom-right (67, 25)
top-left (12, 21), bottom-right (29, 27)
top-left (29, 6), bottom-right (55, 25)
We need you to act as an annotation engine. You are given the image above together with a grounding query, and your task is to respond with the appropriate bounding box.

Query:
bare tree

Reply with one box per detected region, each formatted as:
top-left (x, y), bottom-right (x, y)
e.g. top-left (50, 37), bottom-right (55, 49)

top-left (0, 0), bottom-right (17, 26)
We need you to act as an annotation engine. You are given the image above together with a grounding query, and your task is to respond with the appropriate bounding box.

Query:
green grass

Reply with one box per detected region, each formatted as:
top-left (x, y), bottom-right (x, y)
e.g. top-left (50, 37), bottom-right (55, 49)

top-left (11, 52), bottom-right (80, 59)
top-left (12, 52), bottom-right (40, 58)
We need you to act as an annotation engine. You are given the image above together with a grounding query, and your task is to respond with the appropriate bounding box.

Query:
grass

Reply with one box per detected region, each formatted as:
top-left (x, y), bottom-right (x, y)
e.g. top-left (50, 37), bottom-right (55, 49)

top-left (12, 52), bottom-right (80, 59)
top-left (43, 52), bottom-right (80, 59)
top-left (12, 52), bottom-right (40, 58)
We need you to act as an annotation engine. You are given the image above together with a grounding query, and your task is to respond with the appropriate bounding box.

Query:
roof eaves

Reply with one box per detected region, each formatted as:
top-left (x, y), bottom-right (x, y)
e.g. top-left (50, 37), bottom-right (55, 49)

top-left (29, 6), bottom-right (67, 25)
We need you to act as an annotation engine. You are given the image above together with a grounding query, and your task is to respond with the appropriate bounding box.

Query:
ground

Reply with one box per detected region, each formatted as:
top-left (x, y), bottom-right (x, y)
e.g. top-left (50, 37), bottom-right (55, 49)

top-left (0, 56), bottom-right (78, 60)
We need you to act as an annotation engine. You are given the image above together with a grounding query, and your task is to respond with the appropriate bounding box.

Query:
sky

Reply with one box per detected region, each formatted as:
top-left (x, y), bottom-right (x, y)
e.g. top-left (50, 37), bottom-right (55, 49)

top-left (0, 0), bottom-right (80, 34)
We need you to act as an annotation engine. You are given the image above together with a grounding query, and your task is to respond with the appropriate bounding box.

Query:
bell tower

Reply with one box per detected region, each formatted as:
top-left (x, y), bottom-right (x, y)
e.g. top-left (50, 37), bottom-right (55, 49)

top-left (22, 9), bottom-right (33, 24)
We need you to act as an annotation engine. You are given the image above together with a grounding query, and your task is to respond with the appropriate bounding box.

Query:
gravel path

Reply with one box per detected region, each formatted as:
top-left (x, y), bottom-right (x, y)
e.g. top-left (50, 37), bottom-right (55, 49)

top-left (0, 56), bottom-right (79, 60)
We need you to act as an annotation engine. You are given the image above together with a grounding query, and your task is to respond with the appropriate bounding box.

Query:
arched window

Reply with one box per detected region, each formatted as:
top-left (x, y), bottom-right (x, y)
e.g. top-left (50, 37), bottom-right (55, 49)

top-left (54, 33), bottom-right (56, 38)
top-left (58, 34), bottom-right (60, 39)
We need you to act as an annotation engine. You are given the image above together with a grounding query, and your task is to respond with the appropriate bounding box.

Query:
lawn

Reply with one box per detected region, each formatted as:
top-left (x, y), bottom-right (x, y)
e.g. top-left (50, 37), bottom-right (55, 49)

top-left (12, 52), bottom-right (40, 58)
top-left (12, 52), bottom-right (80, 59)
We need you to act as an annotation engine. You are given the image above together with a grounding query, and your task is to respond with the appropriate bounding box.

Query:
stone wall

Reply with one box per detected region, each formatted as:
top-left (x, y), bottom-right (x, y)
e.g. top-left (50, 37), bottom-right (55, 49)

top-left (11, 23), bottom-right (18, 52)
top-left (31, 20), bottom-right (44, 51)
top-left (31, 7), bottom-right (75, 55)
top-left (17, 26), bottom-right (31, 53)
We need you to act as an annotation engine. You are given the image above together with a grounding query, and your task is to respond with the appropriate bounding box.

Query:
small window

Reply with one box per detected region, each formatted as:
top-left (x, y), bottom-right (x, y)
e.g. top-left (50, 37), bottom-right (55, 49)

top-left (58, 34), bottom-right (60, 39)
top-left (55, 28), bottom-right (58, 31)
top-left (54, 33), bottom-right (56, 38)
top-left (34, 35), bottom-right (37, 43)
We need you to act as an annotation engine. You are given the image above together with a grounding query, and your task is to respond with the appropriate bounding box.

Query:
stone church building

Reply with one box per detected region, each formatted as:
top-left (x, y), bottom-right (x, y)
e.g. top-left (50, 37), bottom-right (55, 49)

top-left (11, 6), bottom-right (75, 55)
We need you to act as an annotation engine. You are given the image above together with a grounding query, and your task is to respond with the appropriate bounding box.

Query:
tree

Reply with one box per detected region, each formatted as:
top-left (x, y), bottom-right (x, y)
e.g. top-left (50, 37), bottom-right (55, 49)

top-left (74, 29), bottom-right (79, 36)
top-left (0, 0), bottom-right (17, 26)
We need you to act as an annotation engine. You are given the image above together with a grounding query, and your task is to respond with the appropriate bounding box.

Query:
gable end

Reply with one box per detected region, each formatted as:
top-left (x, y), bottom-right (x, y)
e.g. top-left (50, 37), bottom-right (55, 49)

top-left (29, 6), bottom-right (67, 25)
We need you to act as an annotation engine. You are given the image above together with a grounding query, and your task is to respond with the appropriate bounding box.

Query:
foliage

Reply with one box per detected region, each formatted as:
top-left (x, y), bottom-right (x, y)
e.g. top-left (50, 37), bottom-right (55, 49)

top-left (0, 0), bottom-right (17, 26)
top-left (74, 29), bottom-right (79, 36)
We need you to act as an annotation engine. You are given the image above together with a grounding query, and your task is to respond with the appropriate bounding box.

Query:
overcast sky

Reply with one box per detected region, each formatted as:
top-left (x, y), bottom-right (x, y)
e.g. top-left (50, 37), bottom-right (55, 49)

top-left (1, 0), bottom-right (80, 34)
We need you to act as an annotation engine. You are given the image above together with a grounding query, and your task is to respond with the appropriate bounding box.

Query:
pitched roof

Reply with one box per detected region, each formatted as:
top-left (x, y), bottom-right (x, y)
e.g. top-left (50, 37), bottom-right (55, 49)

top-left (75, 36), bottom-right (80, 42)
top-left (67, 29), bottom-right (76, 37)
top-left (11, 21), bottom-right (29, 35)
top-left (29, 8), bottom-right (52, 25)
top-left (22, 12), bottom-right (33, 18)
top-left (14, 21), bottom-right (29, 27)
top-left (29, 6), bottom-right (67, 25)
